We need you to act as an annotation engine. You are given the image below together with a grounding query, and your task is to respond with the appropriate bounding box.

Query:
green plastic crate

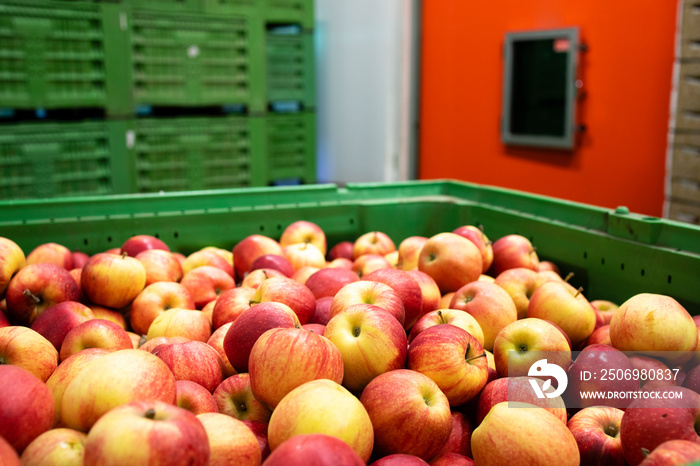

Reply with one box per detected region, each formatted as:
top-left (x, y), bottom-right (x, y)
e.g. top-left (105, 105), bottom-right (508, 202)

top-left (125, 0), bottom-right (202, 13)
top-left (0, 0), bottom-right (108, 110)
top-left (264, 111), bottom-right (315, 184)
top-left (132, 116), bottom-right (265, 193)
top-left (266, 29), bottom-right (314, 107)
top-left (203, 0), bottom-right (314, 29)
top-left (128, 9), bottom-right (262, 110)
top-left (0, 120), bottom-right (132, 200)
top-left (1, 180), bottom-right (698, 316)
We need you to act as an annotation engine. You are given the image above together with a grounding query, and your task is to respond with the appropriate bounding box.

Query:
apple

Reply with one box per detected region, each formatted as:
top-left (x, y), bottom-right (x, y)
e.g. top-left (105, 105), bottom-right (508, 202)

top-left (639, 439), bottom-right (700, 466)
top-left (267, 379), bottom-right (374, 462)
top-left (130, 281), bottom-right (195, 336)
top-left (475, 376), bottom-right (568, 425)
top-left (211, 286), bottom-right (255, 329)
top-left (326, 257), bottom-right (355, 269)
top-left (305, 267), bottom-right (360, 299)
top-left (682, 364), bottom-right (700, 393)
top-left (71, 250), bottom-right (90, 269)
top-left (0, 325), bottom-right (58, 382)
top-left (619, 386), bottom-right (700, 465)
top-left (5, 263), bottom-right (81, 325)
top-left (280, 220), bottom-right (327, 255)
top-left (488, 234), bottom-right (540, 276)
top-left (196, 412), bottom-right (261, 466)
top-left (232, 234), bottom-right (283, 279)
top-left (135, 249), bottom-right (183, 285)
top-left (212, 373), bottom-right (272, 423)
top-left (439, 292), bottom-right (454, 310)
top-left (325, 303), bottom-right (408, 392)
top-left (83, 401), bottom-right (209, 465)
top-left (248, 327), bottom-right (344, 409)
top-left (360, 369), bottom-right (451, 460)
top-left (61, 349), bottom-right (177, 432)
top-left (0, 436), bottom-right (20, 466)
top-left (385, 250), bottom-right (400, 267)
top-left (587, 324), bottom-right (612, 346)
top-left (591, 299), bottom-right (619, 325)
top-left (241, 419), bottom-right (271, 461)
top-left (120, 235), bottom-right (169, 257)
top-left (138, 335), bottom-right (189, 353)
top-left (250, 254), bottom-right (295, 277)
top-left (59, 319), bottom-right (133, 361)
top-left (408, 324), bottom-right (489, 406)
top-left (89, 306), bottom-right (126, 329)
top-left (240, 267), bottom-right (286, 288)
top-left (29, 301), bottom-right (94, 351)
top-left (68, 268), bottom-right (85, 303)
top-left (370, 454), bottom-right (431, 465)
top-left (0, 308), bottom-right (8, 327)
top-left (328, 241), bottom-right (355, 261)
top-left (353, 231), bottom-right (396, 259)
top-left (527, 280), bottom-right (597, 348)
top-left (152, 340), bottom-right (225, 393)
top-left (200, 247), bottom-right (233, 269)
top-left (303, 323), bottom-right (326, 334)
top-left (353, 254), bottom-right (392, 277)
top-left (429, 453), bottom-right (474, 466)
top-left (449, 280), bottom-right (517, 351)
top-left (452, 225), bottom-right (494, 273)
top-left (329, 280), bottom-right (405, 326)
top-left (433, 410), bottom-right (474, 459)
top-left (251, 276), bottom-right (316, 324)
top-left (492, 318), bottom-right (571, 378)
top-left (610, 293), bottom-right (697, 366)
top-left (146, 308), bottom-right (212, 342)
top-left (494, 267), bottom-right (548, 319)
top-left (223, 301), bottom-right (300, 373)
top-left (407, 270), bottom-right (441, 318)
top-left (0, 365), bottom-right (55, 453)
top-left (263, 434), bottom-right (365, 466)
top-left (0, 237), bottom-right (25, 299)
top-left (567, 406), bottom-right (625, 466)
top-left (180, 265), bottom-right (235, 309)
top-left (471, 402), bottom-right (579, 466)
top-left (418, 232), bottom-right (482, 294)
top-left (206, 323), bottom-right (237, 378)
top-left (81, 253), bottom-right (146, 309)
top-left (363, 268), bottom-right (423, 330)
top-left (408, 309), bottom-right (484, 348)
top-left (26, 242), bottom-right (73, 270)
top-left (182, 249), bottom-right (234, 277)
top-left (312, 296), bottom-right (333, 325)
top-left (538, 260), bottom-right (560, 274)
top-left (20, 427), bottom-right (87, 466)
top-left (291, 265), bottom-right (320, 284)
top-left (397, 236), bottom-right (428, 271)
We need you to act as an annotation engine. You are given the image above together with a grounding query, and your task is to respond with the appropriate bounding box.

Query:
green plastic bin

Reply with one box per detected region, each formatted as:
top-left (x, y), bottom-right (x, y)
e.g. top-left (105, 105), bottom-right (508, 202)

top-left (203, 0), bottom-right (314, 29)
top-left (0, 180), bottom-right (698, 316)
top-left (263, 111), bottom-right (315, 184)
top-left (0, 0), bottom-right (108, 110)
top-left (266, 29), bottom-right (315, 108)
top-left (0, 119), bottom-right (132, 200)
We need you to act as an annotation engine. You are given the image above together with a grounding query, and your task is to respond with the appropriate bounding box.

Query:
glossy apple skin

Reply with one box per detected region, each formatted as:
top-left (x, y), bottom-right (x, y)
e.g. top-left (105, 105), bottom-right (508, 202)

top-left (175, 380), bottom-right (218, 415)
top-left (213, 373), bottom-right (272, 423)
top-left (206, 323), bottom-right (237, 378)
top-left (306, 267), bottom-right (360, 299)
top-left (5, 263), bottom-right (81, 325)
top-left (407, 270), bottom-right (441, 318)
top-left (493, 267), bottom-right (548, 319)
top-left (330, 280), bottom-right (405, 327)
top-left (0, 435), bottom-right (20, 466)
top-left (182, 250), bottom-right (234, 277)
top-left (81, 253), bottom-right (146, 310)
top-left (20, 427), bottom-right (88, 466)
top-left (146, 308), bottom-right (212, 342)
top-left (432, 410), bottom-right (474, 459)
top-left (180, 265), bottom-right (235, 310)
top-left (196, 412), bottom-right (261, 466)
top-left (135, 249), bottom-right (183, 285)
top-left (233, 234), bottom-right (283, 280)
top-left (363, 268), bottom-right (423, 330)
top-left (452, 225), bottom-right (494, 273)
top-left (0, 237), bottom-right (25, 300)
top-left (0, 365), bottom-right (55, 453)
top-left (567, 406), bottom-right (625, 466)
top-left (30, 301), bottom-right (94, 351)
top-left (328, 241), bottom-right (355, 261)
top-left (429, 452), bottom-right (474, 466)
top-left (0, 325), bottom-right (59, 382)
top-left (153, 340), bottom-right (225, 393)
top-left (370, 454), bottom-right (431, 465)
top-left (408, 309), bottom-right (484, 348)
top-left (638, 439), bottom-right (700, 466)
top-left (353, 231), bottom-right (396, 259)
top-left (211, 286), bottom-right (254, 329)
top-left (59, 319), bottom-right (133, 361)
top-left (488, 234), bottom-right (540, 276)
top-left (250, 254), bottom-right (295, 277)
top-left (251, 276), bottom-right (316, 325)
top-left (120, 235), bottom-right (170, 257)
top-left (83, 401), bottom-right (209, 466)
top-left (130, 282), bottom-right (195, 336)
top-left (264, 434), bottom-right (366, 466)
top-left (418, 233), bottom-right (483, 294)
top-left (360, 369), bottom-right (451, 461)
top-left (26, 243), bottom-right (73, 270)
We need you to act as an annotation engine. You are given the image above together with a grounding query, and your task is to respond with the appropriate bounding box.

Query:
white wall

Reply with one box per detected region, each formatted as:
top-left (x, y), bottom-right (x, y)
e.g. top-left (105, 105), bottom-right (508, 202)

top-left (314, 0), bottom-right (419, 184)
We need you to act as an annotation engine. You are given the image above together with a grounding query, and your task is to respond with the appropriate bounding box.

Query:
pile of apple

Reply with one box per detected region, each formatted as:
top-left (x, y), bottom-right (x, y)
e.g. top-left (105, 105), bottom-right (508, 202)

top-left (1, 220), bottom-right (699, 466)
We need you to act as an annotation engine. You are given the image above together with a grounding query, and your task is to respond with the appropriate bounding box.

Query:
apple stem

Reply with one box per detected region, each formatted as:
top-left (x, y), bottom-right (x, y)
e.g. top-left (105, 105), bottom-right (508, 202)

top-left (574, 286), bottom-right (584, 298)
top-left (641, 448), bottom-right (650, 458)
top-left (248, 300), bottom-right (260, 306)
top-left (564, 272), bottom-right (574, 282)
top-left (137, 335), bottom-right (148, 348)
top-left (239, 403), bottom-right (247, 412)
top-left (437, 310), bottom-right (447, 324)
top-left (262, 270), bottom-right (268, 279)
top-left (121, 251), bottom-right (129, 259)
top-left (465, 352), bottom-right (487, 363)
top-left (23, 289), bottom-right (41, 304)
top-left (145, 408), bottom-right (156, 420)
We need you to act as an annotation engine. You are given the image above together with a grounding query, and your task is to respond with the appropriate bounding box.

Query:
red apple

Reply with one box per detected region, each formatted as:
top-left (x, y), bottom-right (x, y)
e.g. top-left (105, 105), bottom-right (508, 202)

top-left (587, 324), bottom-right (612, 346)
top-left (153, 340), bottom-right (225, 393)
top-left (59, 319), bottom-right (133, 361)
top-left (325, 303), bottom-right (408, 392)
top-left (353, 231), bottom-right (396, 259)
top-left (439, 292), bottom-right (454, 310)
top-left (418, 232), bottom-right (482, 294)
top-left (567, 406), bottom-right (625, 466)
top-left (0, 435), bottom-right (21, 466)
top-left (71, 250), bottom-right (90, 269)
top-left (120, 234), bottom-right (170, 257)
top-left (291, 265), bottom-right (320, 284)
top-left (397, 236), bottom-right (429, 272)
top-left (408, 309), bottom-right (484, 348)
top-left (0, 325), bottom-right (58, 382)
top-left (488, 234), bottom-right (540, 276)
top-left (0, 237), bottom-right (25, 299)
top-left (433, 410), bottom-right (474, 459)
top-left (211, 286), bottom-right (255, 329)
top-left (494, 267), bottom-right (548, 319)
top-left (26, 242), bottom-right (73, 270)
top-left (327, 258), bottom-right (353, 271)
top-left (81, 253), bottom-right (146, 309)
top-left (452, 225), bottom-right (494, 273)
top-left (241, 419), bottom-right (271, 461)
top-left (264, 434), bottom-right (365, 466)
top-left (384, 250), bottom-right (400, 268)
top-left (328, 241), bottom-right (355, 261)
top-left (429, 453), bottom-right (474, 466)
top-left (0, 365), bottom-right (55, 453)
top-left (250, 276), bottom-right (316, 324)
top-left (280, 220), bottom-right (327, 255)
top-left (312, 296), bottom-right (333, 325)
top-left (83, 401), bottom-right (209, 465)
top-left (5, 263), bottom-right (81, 325)
top-left (682, 364), bottom-right (700, 393)
top-left (130, 281), bottom-right (195, 336)
top-left (240, 268), bottom-right (287, 288)
top-left (212, 373), bottom-right (272, 423)
top-left (182, 249), bottom-right (234, 277)
top-left (363, 268), bottom-right (423, 330)
top-left (196, 412), bottom-right (260, 466)
top-left (180, 265), bottom-right (235, 309)
top-left (176, 380), bottom-right (218, 415)
top-left (250, 254), bottom-right (295, 277)
top-left (408, 324), bottom-right (489, 406)
top-left (233, 234), bottom-right (283, 279)
top-left (629, 356), bottom-right (678, 390)
top-left (30, 301), bottom-right (94, 351)
top-left (591, 299), bottom-right (619, 326)
top-left (306, 267), bottom-right (360, 299)
top-left (138, 335), bottom-right (189, 353)
top-left (20, 427), bottom-right (87, 466)
top-left (223, 301), bottom-right (300, 373)
top-left (146, 308), bottom-right (212, 342)
top-left (135, 249), bottom-right (183, 285)
top-left (370, 454), bottom-right (430, 465)
top-left (330, 280), bottom-right (405, 326)
top-left (303, 322), bottom-right (326, 334)
top-left (407, 270), bottom-right (441, 318)
top-left (360, 369), bottom-right (452, 460)
top-left (206, 323), bottom-right (237, 378)
top-left (353, 254), bottom-right (392, 277)
top-left (88, 305), bottom-right (126, 329)
top-left (639, 439), bottom-right (700, 466)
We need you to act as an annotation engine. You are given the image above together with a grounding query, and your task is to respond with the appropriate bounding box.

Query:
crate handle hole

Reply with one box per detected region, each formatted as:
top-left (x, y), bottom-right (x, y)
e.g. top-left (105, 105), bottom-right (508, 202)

top-left (601, 257), bottom-right (605, 265)
top-left (620, 263), bottom-right (625, 271)
top-left (668, 275), bottom-right (672, 284)
top-left (174, 232), bottom-right (179, 239)
top-left (583, 251), bottom-right (588, 259)
top-left (641, 269), bottom-right (645, 276)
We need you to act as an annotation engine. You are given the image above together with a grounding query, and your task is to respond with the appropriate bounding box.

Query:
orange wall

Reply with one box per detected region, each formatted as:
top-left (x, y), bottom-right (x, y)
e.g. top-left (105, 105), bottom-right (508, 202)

top-left (419, 1), bottom-right (678, 217)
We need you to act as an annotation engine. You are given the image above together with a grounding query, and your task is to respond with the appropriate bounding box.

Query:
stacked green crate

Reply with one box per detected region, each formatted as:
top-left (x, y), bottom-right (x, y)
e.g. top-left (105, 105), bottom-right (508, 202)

top-left (263, 111), bottom-right (315, 185)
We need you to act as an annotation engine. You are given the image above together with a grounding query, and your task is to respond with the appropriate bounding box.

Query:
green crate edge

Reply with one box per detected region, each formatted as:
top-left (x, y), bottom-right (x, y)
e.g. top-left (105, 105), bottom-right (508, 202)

top-left (1, 180), bottom-right (699, 314)
top-left (263, 111), bottom-right (316, 185)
